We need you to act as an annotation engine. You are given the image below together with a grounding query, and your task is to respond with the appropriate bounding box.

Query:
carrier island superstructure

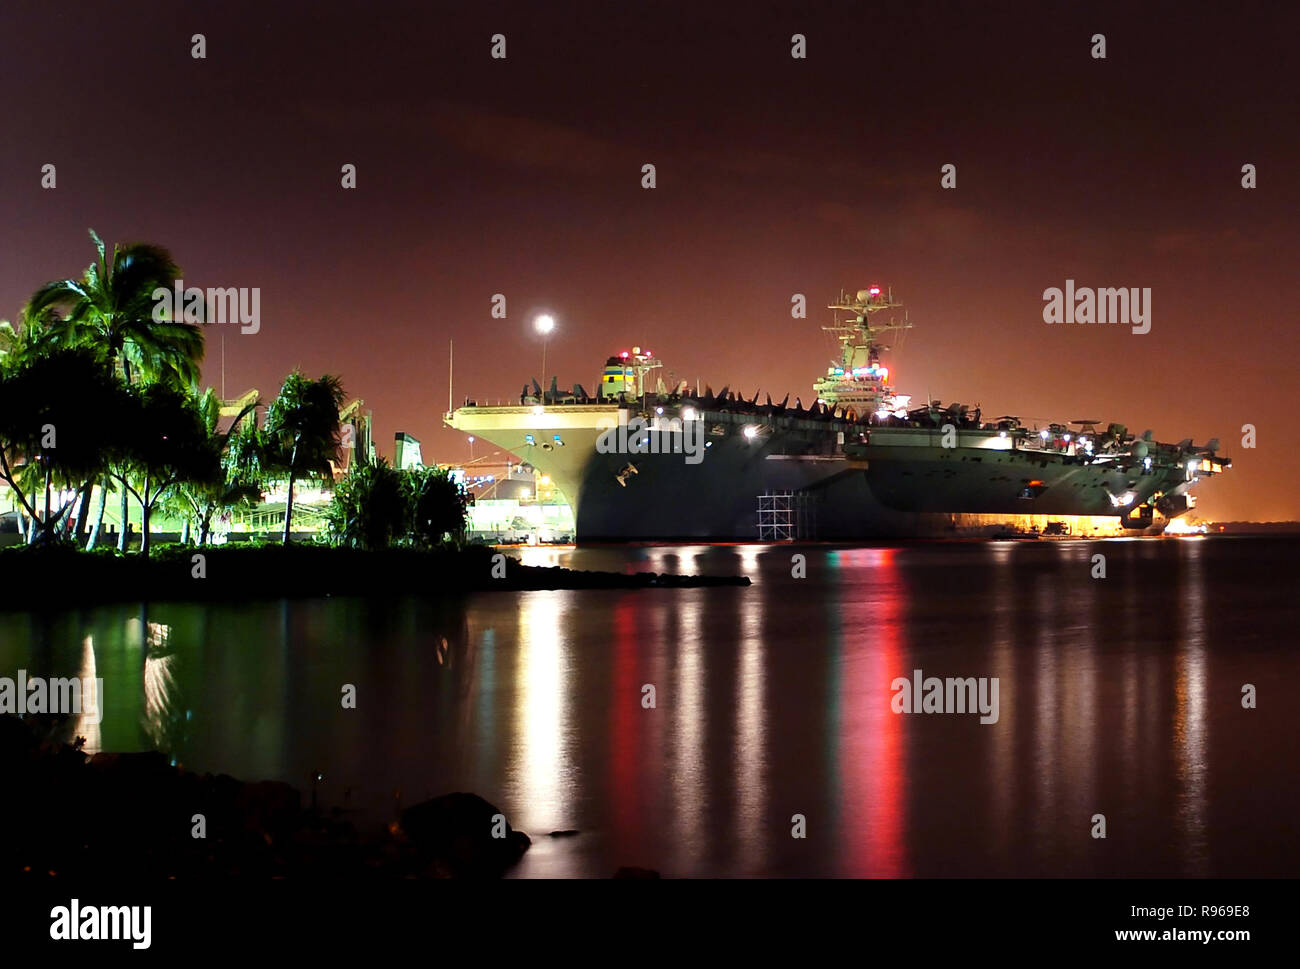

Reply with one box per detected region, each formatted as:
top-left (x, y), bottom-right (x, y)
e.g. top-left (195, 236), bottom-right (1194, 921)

top-left (446, 287), bottom-right (1229, 540)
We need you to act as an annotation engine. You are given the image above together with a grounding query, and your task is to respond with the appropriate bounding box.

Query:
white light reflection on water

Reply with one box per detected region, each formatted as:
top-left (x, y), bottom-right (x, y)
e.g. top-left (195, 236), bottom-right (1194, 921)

top-left (669, 589), bottom-right (706, 873)
top-left (987, 542), bottom-right (1014, 859)
top-left (1033, 569), bottom-right (1060, 849)
top-left (142, 623), bottom-right (175, 749)
top-left (511, 545), bottom-right (577, 569)
top-left (73, 634), bottom-right (101, 755)
top-left (509, 591), bottom-right (574, 836)
top-left (1175, 538), bottom-right (1209, 875)
top-left (732, 545), bottom-right (767, 872)
top-left (1059, 543), bottom-right (1098, 855)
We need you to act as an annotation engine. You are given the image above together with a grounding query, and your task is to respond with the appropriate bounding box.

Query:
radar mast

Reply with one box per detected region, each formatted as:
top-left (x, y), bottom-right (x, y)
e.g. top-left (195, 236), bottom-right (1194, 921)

top-left (814, 285), bottom-right (913, 418)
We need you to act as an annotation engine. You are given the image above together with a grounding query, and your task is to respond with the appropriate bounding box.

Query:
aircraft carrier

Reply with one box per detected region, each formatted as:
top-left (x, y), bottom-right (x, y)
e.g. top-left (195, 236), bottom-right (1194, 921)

top-left (446, 287), bottom-right (1229, 540)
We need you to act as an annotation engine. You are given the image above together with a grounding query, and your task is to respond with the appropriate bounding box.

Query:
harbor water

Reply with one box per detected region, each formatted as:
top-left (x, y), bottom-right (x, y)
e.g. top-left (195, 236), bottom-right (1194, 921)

top-left (2, 536), bottom-right (1296, 877)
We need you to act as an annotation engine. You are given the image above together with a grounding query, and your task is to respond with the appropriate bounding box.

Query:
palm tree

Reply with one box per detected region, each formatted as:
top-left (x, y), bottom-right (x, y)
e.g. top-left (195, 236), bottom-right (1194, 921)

top-left (109, 383), bottom-right (213, 558)
top-left (0, 321), bottom-right (17, 366)
top-left (263, 372), bottom-right (345, 545)
top-left (0, 307), bottom-right (58, 541)
top-left (29, 230), bottom-right (204, 550)
top-left (169, 388), bottom-right (263, 545)
top-left (0, 347), bottom-right (123, 545)
top-left (0, 305), bottom-right (58, 373)
top-left (30, 230), bottom-right (203, 386)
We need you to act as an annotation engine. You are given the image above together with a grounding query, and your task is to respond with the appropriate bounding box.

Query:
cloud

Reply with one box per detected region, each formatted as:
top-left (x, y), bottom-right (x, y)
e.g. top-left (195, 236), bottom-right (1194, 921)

top-left (299, 98), bottom-right (923, 191)
top-left (1149, 227), bottom-right (1266, 256)
top-left (299, 98), bottom-right (628, 176)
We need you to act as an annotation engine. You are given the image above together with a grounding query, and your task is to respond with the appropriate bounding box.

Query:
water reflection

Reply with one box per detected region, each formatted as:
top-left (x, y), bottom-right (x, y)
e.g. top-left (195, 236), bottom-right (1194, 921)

top-left (74, 635), bottom-right (101, 755)
top-left (0, 537), bottom-right (1292, 877)
top-left (511, 592), bottom-right (571, 832)
top-left (988, 543), bottom-right (1015, 862)
top-left (833, 548), bottom-right (907, 877)
top-left (1175, 538), bottom-right (1209, 875)
top-left (733, 548), bottom-right (766, 872)
top-left (607, 594), bottom-right (645, 865)
top-left (141, 623), bottom-right (178, 750)
top-left (669, 590), bottom-right (706, 872)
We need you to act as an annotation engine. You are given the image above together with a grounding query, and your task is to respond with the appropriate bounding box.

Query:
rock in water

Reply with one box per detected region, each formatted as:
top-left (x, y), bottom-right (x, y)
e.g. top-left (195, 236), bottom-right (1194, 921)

top-left (400, 792), bottom-right (530, 877)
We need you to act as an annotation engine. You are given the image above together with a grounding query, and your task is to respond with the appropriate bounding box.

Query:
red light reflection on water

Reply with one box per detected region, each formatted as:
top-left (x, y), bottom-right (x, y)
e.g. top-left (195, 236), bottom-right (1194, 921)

top-left (609, 595), bottom-right (643, 848)
top-left (836, 547), bottom-right (908, 877)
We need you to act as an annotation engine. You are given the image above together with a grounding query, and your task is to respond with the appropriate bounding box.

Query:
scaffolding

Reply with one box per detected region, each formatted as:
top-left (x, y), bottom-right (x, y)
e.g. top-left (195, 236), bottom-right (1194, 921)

top-left (756, 491), bottom-right (812, 541)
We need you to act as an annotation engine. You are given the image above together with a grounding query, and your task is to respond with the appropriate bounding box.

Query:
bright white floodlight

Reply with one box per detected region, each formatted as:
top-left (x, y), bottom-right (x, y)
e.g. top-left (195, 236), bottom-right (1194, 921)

top-left (535, 314), bottom-right (556, 387)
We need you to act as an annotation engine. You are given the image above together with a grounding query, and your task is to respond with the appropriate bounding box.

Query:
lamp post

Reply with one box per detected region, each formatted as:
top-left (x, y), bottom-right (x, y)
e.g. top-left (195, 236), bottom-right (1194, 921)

top-left (535, 314), bottom-right (555, 393)
top-left (467, 435), bottom-right (475, 463)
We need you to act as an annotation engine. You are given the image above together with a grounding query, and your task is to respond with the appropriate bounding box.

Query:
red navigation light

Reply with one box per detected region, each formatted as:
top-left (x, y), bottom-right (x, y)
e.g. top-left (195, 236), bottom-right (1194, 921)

top-left (620, 351), bottom-right (629, 359)
top-left (869, 286), bottom-right (881, 296)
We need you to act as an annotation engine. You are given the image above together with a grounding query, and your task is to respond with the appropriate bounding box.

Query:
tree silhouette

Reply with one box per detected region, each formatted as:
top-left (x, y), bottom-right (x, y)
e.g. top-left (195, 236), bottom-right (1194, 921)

top-left (263, 372), bottom-right (345, 545)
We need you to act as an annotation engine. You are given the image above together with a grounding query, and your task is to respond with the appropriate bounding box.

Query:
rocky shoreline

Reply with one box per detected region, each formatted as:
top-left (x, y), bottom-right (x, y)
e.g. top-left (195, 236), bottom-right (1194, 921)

top-left (1, 714), bottom-right (656, 879)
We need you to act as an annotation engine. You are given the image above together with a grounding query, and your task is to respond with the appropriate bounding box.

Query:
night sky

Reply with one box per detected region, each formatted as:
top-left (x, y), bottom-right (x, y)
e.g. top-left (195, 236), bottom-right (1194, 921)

top-left (2, 0), bottom-right (1296, 520)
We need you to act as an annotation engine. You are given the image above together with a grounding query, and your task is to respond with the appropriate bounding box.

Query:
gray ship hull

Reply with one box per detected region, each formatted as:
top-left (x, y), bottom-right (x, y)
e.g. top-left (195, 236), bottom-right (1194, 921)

top-left (447, 404), bottom-right (1210, 540)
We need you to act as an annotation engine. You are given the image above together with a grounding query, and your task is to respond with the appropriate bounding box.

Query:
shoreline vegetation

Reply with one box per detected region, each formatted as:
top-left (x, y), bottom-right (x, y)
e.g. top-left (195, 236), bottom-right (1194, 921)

top-left (1, 230), bottom-right (515, 564)
top-left (0, 543), bottom-right (749, 610)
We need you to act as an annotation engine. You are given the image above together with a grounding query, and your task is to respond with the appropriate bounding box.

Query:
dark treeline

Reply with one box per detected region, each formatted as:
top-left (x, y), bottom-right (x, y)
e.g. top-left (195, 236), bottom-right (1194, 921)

top-left (0, 230), bottom-right (465, 556)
